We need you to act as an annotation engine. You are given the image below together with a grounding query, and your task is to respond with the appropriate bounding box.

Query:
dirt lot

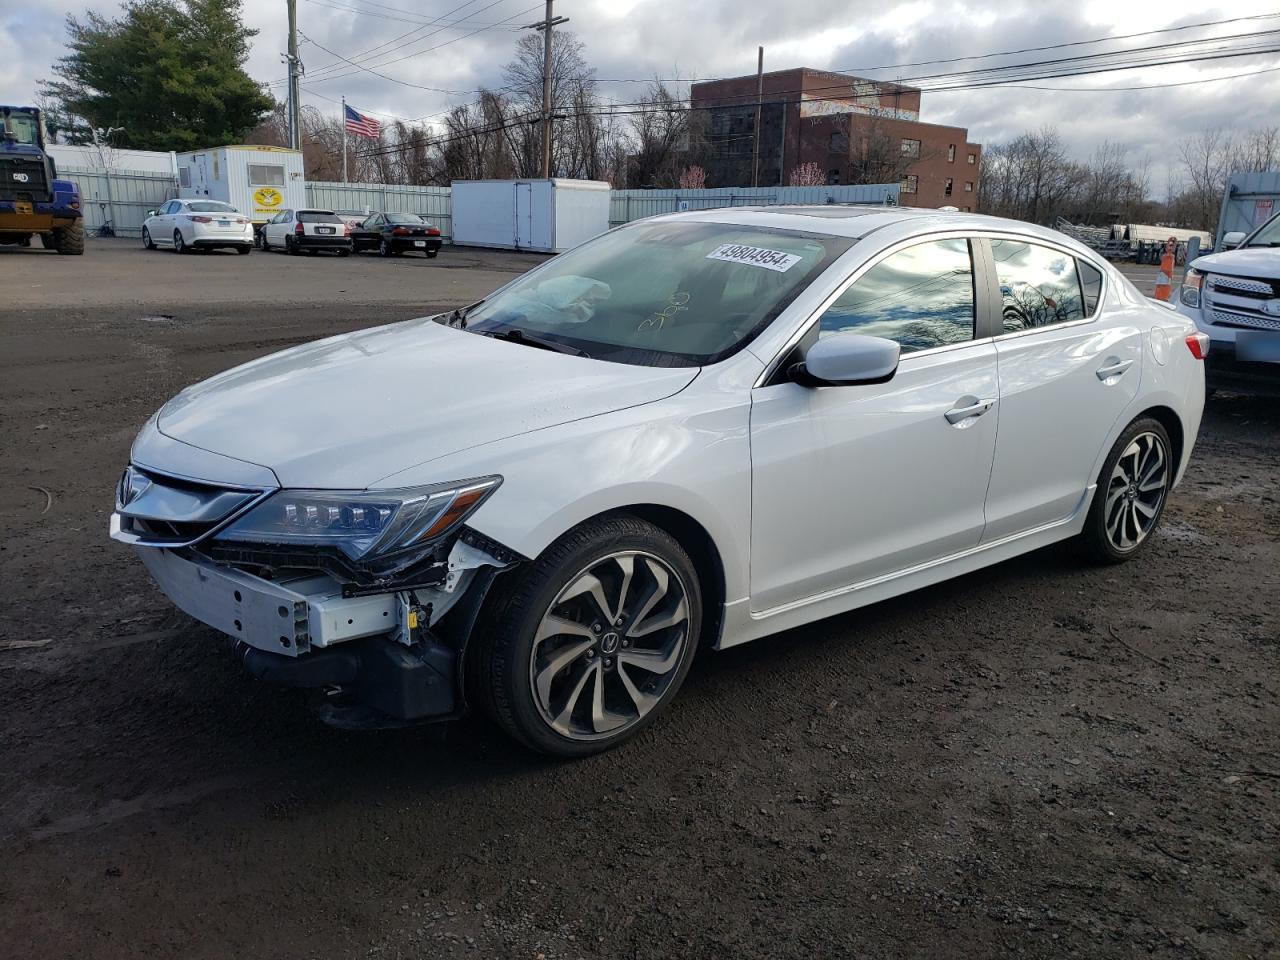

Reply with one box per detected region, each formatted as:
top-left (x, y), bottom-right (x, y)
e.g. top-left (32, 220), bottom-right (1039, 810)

top-left (1, 239), bottom-right (1277, 959)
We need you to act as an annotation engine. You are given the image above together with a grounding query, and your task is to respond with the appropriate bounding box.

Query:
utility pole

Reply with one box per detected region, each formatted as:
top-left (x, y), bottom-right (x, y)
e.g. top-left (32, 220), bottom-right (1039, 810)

top-left (752, 46), bottom-right (764, 188)
top-left (286, 0), bottom-right (302, 151)
top-left (524, 2), bottom-right (568, 179)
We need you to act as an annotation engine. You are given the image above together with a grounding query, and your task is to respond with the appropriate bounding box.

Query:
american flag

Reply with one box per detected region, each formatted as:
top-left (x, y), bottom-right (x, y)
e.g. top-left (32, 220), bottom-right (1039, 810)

top-left (344, 104), bottom-right (380, 140)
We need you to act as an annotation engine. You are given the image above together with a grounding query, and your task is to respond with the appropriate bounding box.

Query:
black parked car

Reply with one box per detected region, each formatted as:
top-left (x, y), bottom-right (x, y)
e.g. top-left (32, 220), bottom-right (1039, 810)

top-left (350, 212), bottom-right (443, 258)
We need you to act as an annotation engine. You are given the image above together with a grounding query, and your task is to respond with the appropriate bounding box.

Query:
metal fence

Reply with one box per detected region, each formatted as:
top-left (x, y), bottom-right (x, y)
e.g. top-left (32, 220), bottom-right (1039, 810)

top-left (56, 169), bottom-right (900, 243)
top-left (306, 181), bottom-right (453, 241)
top-left (63, 165), bottom-right (178, 238)
top-left (609, 184), bottom-right (900, 227)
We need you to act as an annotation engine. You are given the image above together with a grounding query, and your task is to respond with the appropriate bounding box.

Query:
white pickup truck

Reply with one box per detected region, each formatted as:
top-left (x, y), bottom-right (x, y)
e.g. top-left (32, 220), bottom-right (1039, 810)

top-left (1176, 211), bottom-right (1280, 394)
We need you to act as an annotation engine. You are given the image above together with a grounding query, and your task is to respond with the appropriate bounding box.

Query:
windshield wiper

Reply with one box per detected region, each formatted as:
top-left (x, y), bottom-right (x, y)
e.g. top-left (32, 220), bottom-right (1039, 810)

top-left (443, 300), bottom-right (483, 328)
top-left (484, 328), bottom-right (591, 358)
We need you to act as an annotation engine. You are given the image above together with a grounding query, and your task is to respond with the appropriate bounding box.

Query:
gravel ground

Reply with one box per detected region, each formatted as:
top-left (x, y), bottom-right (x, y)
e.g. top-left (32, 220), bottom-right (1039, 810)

top-left (1, 239), bottom-right (1277, 960)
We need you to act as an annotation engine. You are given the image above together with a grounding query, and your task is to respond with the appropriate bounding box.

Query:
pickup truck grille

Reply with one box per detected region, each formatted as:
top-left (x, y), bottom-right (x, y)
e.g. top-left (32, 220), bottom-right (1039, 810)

top-left (1203, 272), bottom-right (1280, 332)
top-left (0, 155), bottom-right (51, 202)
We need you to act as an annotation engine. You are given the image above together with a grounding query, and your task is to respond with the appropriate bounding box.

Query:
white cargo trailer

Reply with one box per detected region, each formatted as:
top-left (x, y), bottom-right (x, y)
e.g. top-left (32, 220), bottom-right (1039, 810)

top-left (175, 145), bottom-right (306, 228)
top-left (451, 179), bottom-right (611, 253)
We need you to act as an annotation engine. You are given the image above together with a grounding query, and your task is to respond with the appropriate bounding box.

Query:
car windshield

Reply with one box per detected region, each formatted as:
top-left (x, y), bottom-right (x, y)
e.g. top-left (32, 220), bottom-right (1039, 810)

top-left (386, 213), bottom-right (426, 224)
top-left (299, 211), bottom-right (341, 223)
top-left (1244, 214), bottom-right (1280, 247)
top-left (458, 220), bottom-right (854, 366)
top-left (4, 109), bottom-right (40, 145)
top-left (188, 201), bottom-right (236, 213)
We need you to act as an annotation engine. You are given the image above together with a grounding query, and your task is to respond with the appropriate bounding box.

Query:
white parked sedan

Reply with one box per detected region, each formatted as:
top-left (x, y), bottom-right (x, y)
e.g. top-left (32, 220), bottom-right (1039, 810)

top-left (259, 208), bottom-right (352, 256)
top-left (111, 207), bottom-right (1206, 756)
top-left (142, 199), bottom-right (254, 254)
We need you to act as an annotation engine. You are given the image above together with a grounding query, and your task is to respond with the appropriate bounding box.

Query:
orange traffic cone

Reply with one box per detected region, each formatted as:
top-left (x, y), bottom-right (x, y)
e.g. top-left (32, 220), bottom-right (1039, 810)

top-left (1153, 237), bottom-right (1177, 301)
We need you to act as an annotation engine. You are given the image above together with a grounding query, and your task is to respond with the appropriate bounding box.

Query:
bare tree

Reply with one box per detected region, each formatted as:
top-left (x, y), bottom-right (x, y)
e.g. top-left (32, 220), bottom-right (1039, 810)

top-left (678, 165), bottom-right (706, 189)
top-left (789, 161), bottom-right (825, 186)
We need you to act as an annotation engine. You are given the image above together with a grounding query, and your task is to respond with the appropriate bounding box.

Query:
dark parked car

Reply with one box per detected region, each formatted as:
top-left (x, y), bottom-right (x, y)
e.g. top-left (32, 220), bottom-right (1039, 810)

top-left (351, 212), bottom-right (443, 258)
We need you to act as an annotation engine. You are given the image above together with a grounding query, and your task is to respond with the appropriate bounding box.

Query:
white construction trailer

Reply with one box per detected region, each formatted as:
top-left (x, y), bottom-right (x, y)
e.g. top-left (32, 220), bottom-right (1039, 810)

top-left (175, 145), bottom-right (306, 227)
top-left (451, 179), bottom-right (612, 253)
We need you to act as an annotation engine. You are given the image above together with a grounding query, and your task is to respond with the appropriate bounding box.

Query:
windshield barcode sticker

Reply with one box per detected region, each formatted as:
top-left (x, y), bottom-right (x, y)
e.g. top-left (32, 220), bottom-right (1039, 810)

top-left (705, 243), bottom-right (802, 273)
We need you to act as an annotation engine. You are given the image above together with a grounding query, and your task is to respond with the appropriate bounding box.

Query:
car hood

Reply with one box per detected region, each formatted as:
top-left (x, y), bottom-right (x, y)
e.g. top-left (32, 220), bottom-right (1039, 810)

top-left (1191, 247), bottom-right (1280, 280)
top-left (157, 317), bottom-right (698, 489)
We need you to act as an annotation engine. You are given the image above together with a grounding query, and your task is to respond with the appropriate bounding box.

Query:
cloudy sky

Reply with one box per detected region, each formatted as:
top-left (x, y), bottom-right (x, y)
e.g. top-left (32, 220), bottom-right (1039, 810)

top-left (4, 0), bottom-right (1279, 186)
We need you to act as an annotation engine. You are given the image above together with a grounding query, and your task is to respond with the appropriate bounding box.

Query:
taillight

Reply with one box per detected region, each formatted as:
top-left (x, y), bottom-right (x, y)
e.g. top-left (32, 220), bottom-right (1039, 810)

top-left (236, 217), bottom-right (248, 224)
top-left (1186, 331), bottom-right (1210, 360)
top-left (188, 215), bottom-right (212, 223)
top-left (295, 221), bottom-right (305, 235)
top-left (392, 226), bottom-right (410, 236)
top-left (426, 227), bottom-right (441, 237)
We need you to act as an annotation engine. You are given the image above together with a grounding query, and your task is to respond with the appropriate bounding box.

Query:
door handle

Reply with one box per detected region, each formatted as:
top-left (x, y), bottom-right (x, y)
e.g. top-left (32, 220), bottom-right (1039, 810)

top-left (944, 396), bottom-right (996, 425)
top-left (1096, 357), bottom-right (1134, 381)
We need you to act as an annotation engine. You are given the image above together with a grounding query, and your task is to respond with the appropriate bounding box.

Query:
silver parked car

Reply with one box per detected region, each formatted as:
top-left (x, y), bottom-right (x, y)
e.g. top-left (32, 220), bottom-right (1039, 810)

top-left (112, 207), bottom-right (1207, 756)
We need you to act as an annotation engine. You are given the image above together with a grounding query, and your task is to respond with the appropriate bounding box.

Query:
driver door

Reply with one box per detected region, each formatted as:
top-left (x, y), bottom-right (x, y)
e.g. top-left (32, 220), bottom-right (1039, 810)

top-left (749, 237), bottom-right (999, 612)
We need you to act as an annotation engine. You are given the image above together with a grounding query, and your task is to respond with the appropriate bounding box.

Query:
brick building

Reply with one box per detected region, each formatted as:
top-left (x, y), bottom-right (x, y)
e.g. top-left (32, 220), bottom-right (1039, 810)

top-left (689, 68), bottom-right (982, 210)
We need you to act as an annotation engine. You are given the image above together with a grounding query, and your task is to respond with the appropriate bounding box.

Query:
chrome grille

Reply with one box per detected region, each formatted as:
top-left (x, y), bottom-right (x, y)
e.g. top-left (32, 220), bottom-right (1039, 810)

top-left (1209, 310), bottom-right (1280, 332)
top-left (1208, 274), bottom-right (1278, 298)
top-left (113, 466), bottom-right (267, 547)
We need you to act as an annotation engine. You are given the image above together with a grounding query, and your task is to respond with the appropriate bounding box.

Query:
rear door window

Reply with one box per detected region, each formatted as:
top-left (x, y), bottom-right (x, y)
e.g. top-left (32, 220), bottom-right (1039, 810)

top-left (989, 239), bottom-right (1086, 332)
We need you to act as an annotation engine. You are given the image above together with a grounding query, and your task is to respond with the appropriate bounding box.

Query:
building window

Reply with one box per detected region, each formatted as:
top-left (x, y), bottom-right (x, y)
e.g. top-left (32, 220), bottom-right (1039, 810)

top-left (967, 153), bottom-right (976, 164)
top-left (826, 169), bottom-right (841, 185)
top-left (947, 144), bottom-right (956, 162)
top-left (178, 166), bottom-right (191, 188)
top-left (248, 164), bottom-right (286, 186)
top-left (961, 206), bottom-right (970, 212)
top-left (829, 131), bottom-right (849, 153)
top-left (964, 181), bottom-right (974, 192)
top-left (900, 174), bottom-right (918, 194)
top-left (944, 178), bottom-right (953, 197)
top-left (901, 138), bottom-right (921, 159)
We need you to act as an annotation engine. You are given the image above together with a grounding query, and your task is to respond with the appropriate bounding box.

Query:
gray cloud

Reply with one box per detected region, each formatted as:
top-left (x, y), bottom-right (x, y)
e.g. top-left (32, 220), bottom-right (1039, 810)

top-left (6, 0), bottom-right (1279, 186)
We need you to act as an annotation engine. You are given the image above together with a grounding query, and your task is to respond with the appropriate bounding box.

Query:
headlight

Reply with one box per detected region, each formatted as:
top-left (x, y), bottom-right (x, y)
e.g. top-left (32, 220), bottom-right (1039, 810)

top-left (216, 476), bottom-right (501, 565)
top-left (1179, 268), bottom-right (1203, 308)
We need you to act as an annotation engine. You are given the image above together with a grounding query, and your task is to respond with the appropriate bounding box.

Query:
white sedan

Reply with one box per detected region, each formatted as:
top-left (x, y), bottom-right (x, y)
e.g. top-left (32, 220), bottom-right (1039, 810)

top-left (111, 207), bottom-right (1206, 756)
top-left (142, 199), bottom-right (254, 254)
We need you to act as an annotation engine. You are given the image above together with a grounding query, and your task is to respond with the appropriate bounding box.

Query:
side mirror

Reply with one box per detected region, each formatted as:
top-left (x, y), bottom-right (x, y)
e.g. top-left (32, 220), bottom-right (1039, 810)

top-left (146, 209), bottom-right (158, 217)
top-left (790, 333), bottom-right (901, 387)
top-left (1221, 231), bottom-right (1246, 249)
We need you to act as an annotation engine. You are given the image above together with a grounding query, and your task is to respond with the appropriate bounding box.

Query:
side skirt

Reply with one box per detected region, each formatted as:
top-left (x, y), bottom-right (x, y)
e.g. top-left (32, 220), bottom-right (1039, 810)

top-left (717, 486), bottom-right (1095, 650)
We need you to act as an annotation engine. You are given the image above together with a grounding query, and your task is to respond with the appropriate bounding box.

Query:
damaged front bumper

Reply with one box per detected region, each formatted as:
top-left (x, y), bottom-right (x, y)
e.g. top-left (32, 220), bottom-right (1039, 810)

top-left (113, 516), bottom-right (516, 722)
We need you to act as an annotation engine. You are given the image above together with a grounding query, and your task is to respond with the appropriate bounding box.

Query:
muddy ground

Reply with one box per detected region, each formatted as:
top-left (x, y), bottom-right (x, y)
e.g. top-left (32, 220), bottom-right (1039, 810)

top-left (1, 240), bottom-right (1277, 959)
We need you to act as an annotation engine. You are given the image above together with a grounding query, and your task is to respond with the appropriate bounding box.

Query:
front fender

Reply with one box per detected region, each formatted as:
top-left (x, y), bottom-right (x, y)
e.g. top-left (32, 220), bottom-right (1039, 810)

top-left (374, 385), bottom-right (755, 607)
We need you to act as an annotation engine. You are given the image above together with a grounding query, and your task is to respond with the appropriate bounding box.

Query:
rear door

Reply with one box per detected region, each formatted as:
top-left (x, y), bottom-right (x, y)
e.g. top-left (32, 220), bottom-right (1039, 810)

top-left (515, 183), bottom-right (534, 249)
top-left (981, 239), bottom-right (1142, 541)
top-left (749, 236), bottom-right (1000, 611)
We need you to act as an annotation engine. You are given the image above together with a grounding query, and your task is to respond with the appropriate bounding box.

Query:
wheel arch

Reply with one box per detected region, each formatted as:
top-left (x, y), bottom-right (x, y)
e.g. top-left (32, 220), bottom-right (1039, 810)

top-left (1137, 404), bottom-right (1184, 479)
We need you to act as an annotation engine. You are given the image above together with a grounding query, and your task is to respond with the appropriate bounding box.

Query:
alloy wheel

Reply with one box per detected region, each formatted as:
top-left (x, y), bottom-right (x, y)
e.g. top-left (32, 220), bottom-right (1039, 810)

top-left (173, 230), bottom-right (185, 253)
top-left (529, 551), bottom-right (691, 742)
top-left (1103, 431), bottom-right (1168, 551)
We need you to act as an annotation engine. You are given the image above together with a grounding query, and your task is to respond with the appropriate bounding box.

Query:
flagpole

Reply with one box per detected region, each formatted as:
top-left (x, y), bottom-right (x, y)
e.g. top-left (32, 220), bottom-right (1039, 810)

top-left (342, 96), bottom-right (348, 183)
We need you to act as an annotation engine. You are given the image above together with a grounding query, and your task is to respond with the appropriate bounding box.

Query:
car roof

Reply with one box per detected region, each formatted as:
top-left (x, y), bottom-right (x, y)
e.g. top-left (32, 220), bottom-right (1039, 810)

top-left (647, 205), bottom-right (1092, 251)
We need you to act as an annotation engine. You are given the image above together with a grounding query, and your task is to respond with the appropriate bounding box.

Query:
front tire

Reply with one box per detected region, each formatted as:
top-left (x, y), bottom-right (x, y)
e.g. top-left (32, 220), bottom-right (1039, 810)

top-left (142, 226), bottom-right (156, 250)
top-left (475, 515), bottom-right (702, 757)
top-left (1079, 417), bottom-right (1172, 564)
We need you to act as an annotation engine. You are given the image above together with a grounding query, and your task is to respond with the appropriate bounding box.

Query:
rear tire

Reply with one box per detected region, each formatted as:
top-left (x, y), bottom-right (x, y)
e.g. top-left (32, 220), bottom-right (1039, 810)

top-left (53, 221), bottom-right (85, 255)
top-left (1079, 416), bottom-right (1173, 565)
top-left (172, 229), bottom-right (188, 254)
top-left (236, 244), bottom-right (251, 255)
top-left (426, 250), bottom-right (439, 259)
top-left (286, 236), bottom-right (300, 255)
top-left (474, 515), bottom-right (702, 758)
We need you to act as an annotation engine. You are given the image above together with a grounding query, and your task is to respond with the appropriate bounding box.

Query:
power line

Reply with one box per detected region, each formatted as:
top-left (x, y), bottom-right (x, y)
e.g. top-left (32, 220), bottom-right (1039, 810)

top-left (352, 47), bottom-right (1280, 160)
